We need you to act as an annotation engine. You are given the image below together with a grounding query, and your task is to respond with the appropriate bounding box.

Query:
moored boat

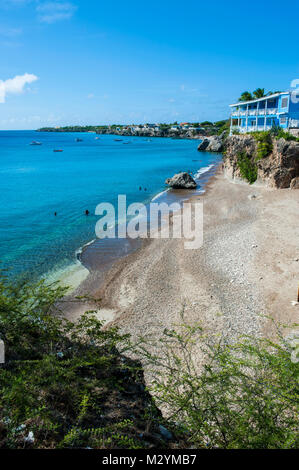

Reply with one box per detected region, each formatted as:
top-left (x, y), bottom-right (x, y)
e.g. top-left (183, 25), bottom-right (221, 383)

top-left (30, 141), bottom-right (42, 146)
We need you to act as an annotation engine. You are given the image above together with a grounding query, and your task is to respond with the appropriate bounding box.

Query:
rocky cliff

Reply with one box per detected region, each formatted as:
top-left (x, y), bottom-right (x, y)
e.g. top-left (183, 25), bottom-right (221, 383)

top-left (223, 135), bottom-right (299, 189)
top-left (197, 133), bottom-right (226, 152)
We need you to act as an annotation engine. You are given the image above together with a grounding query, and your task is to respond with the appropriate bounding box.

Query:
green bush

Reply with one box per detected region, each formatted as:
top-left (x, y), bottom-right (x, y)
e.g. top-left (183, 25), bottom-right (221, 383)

top-left (138, 320), bottom-right (299, 449)
top-left (1, 274), bottom-right (298, 449)
top-left (251, 131), bottom-right (273, 160)
top-left (236, 151), bottom-right (257, 184)
top-left (0, 274), bottom-right (158, 449)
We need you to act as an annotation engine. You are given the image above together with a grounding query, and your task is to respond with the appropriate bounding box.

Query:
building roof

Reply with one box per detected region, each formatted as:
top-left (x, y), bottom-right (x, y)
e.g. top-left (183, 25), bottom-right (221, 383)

top-left (229, 92), bottom-right (289, 107)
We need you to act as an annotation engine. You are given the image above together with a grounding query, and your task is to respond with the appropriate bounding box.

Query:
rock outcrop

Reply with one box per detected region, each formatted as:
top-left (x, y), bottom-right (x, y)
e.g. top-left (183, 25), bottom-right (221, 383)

top-left (223, 135), bottom-right (299, 189)
top-left (165, 172), bottom-right (197, 189)
top-left (290, 176), bottom-right (299, 189)
top-left (197, 132), bottom-right (226, 152)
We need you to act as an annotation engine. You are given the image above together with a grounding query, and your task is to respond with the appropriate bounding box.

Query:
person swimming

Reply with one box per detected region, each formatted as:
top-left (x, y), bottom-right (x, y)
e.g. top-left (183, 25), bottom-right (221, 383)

top-left (85, 209), bottom-right (90, 216)
top-left (54, 212), bottom-right (57, 216)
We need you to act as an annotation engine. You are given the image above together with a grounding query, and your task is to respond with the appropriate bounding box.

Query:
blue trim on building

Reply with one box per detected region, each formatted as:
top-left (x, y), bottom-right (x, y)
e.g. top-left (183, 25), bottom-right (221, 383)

top-left (229, 91), bottom-right (299, 134)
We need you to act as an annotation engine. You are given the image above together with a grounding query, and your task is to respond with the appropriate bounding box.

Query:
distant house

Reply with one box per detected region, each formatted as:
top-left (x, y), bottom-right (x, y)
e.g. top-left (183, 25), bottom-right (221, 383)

top-left (229, 91), bottom-right (299, 134)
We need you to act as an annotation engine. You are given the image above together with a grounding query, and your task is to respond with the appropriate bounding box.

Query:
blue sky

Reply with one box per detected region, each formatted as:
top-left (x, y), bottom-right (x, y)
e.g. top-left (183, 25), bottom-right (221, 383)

top-left (0, 0), bottom-right (299, 129)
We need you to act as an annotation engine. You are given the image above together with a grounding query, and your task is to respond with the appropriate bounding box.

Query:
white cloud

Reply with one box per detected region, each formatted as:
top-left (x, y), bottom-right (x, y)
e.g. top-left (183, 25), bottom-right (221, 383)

top-left (37, 2), bottom-right (77, 23)
top-left (87, 93), bottom-right (95, 99)
top-left (0, 27), bottom-right (22, 37)
top-left (0, 73), bottom-right (38, 103)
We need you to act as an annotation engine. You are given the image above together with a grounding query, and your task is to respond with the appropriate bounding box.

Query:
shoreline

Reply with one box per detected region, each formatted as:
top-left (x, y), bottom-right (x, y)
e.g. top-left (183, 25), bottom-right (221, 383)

top-left (59, 162), bottom-right (221, 321)
top-left (63, 165), bottom-right (298, 351)
top-left (54, 161), bottom-right (219, 292)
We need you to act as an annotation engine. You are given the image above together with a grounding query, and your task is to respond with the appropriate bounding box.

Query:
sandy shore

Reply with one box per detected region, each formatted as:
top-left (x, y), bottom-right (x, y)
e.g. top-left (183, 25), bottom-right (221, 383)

top-left (64, 167), bottom-right (298, 346)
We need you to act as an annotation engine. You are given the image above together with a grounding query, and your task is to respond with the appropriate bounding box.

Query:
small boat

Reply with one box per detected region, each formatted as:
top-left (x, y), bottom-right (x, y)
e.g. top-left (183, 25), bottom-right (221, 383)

top-left (75, 138), bottom-right (83, 142)
top-left (30, 141), bottom-right (42, 146)
top-left (95, 137), bottom-right (100, 140)
top-left (114, 139), bottom-right (123, 142)
top-left (53, 149), bottom-right (63, 152)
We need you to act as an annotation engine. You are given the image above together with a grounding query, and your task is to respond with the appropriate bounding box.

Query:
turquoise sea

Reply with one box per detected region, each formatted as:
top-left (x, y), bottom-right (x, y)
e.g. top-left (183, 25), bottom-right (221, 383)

top-left (0, 131), bottom-right (222, 282)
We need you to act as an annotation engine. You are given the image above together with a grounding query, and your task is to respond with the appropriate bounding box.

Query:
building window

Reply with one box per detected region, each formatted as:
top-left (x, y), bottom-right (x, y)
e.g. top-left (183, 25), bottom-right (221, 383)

top-left (281, 98), bottom-right (288, 108)
top-left (280, 117), bottom-right (287, 124)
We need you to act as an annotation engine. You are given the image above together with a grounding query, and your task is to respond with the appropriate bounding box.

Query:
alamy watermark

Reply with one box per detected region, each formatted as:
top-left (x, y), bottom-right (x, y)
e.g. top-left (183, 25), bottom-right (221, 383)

top-left (94, 195), bottom-right (203, 250)
top-left (290, 79), bottom-right (299, 104)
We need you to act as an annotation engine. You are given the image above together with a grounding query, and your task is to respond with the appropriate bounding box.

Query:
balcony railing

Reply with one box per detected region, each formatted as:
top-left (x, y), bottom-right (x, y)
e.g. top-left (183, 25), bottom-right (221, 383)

top-left (289, 119), bottom-right (299, 128)
top-left (231, 108), bottom-right (278, 117)
top-left (230, 125), bottom-right (273, 133)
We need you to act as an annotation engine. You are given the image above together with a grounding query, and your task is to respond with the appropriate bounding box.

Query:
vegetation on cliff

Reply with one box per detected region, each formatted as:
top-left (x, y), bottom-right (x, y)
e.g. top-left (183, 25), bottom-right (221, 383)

top-left (0, 274), bottom-right (171, 449)
top-left (0, 273), bottom-right (298, 449)
top-left (224, 130), bottom-right (299, 187)
top-left (140, 320), bottom-right (298, 449)
top-left (252, 131), bottom-right (273, 160)
top-left (236, 151), bottom-right (258, 184)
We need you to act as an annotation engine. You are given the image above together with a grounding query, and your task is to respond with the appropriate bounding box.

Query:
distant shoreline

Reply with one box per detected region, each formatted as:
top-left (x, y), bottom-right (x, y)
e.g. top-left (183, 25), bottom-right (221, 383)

top-left (36, 122), bottom-right (227, 139)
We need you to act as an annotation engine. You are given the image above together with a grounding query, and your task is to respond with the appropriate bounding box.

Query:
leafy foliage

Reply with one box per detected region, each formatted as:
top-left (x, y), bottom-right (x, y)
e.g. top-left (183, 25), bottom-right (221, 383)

top-left (236, 151), bottom-right (258, 184)
top-left (138, 321), bottom-right (299, 449)
top-left (251, 131), bottom-right (273, 160)
top-left (238, 88), bottom-right (280, 102)
top-left (270, 126), bottom-right (299, 142)
top-left (1, 273), bottom-right (298, 449)
top-left (238, 91), bottom-right (253, 102)
top-left (0, 274), bottom-right (161, 449)
top-left (253, 88), bottom-right (266, 99)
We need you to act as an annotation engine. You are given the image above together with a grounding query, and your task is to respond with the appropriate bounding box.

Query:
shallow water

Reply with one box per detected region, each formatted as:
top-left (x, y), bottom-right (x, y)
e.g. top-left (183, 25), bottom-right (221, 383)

top-left (0, 131), bottom-right (222, 282)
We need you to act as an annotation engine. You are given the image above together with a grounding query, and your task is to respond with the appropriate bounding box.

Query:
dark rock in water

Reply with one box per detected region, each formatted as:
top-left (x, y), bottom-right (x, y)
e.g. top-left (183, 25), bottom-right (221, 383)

top-left (165, 172), bottom-right (197, 189)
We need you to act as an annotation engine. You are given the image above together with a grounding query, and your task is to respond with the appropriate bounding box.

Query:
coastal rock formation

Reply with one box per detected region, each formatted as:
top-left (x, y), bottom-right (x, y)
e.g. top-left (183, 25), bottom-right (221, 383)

top-left (223, 135), bottom-right (299, 189)
top-left (197, 133), bottom-right (225, 152)
top-left (165, 172), bottom-right (197, 189)
top-left (290, 176), bottom-right (299, 189)
top-left (94, 127), bottom-right (207, 140)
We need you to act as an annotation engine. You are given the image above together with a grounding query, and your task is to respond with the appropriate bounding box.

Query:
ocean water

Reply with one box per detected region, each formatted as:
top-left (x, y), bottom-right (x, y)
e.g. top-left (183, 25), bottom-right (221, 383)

top-left (0, 130), bottom-right (222, 282)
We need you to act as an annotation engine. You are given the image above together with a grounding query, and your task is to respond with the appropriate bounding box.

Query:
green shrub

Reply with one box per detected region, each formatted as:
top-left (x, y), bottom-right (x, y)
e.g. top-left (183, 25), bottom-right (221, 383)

top-left (1, 273), bottom-right (298, 449)
top-left (0, 274), bottom-right (158, 449)
top-left (236, 151), bottom-right (257, 184)
top-left (138, 320), bottom-right (299, 449)
top-left (251, 131), bottom-right (273, 160)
